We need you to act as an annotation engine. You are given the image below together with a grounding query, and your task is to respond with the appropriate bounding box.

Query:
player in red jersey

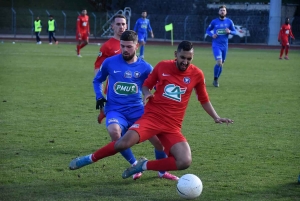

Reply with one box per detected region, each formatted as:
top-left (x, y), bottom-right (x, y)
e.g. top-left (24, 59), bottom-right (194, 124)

top-left (278, 17), bottom-right (295, 60)
top-left (94, 14), bottom-right (126, 75)
top-left (69, 41), bottom-right (233, 178)
top-left (94, 14), bottom-right (127, 124)
top-left (76, 9), bottom-right (90, 57)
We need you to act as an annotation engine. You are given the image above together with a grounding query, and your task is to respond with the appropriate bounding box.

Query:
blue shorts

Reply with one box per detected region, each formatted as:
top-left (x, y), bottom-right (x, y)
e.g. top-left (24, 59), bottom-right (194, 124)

top-left (105, 107), bottom-right (144, 135)
top-left (212, 46), bottom-right (227, 63)
top-left (138, 32), bottom-right (147, 43)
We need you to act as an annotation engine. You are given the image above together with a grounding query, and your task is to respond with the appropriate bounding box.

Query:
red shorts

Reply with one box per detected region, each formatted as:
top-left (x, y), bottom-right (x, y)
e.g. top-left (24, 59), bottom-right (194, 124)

top-left (76, 32), bottom-right (89, 41)
top-left (129, 113), bottom-right (187, 156)
top-left (280, 38), bottom-right (290, 46)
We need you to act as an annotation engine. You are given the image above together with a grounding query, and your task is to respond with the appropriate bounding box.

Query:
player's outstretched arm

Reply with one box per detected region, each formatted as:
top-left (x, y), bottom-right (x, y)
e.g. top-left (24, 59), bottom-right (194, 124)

top-left (201, 102), bottom-right (233, 125)
top-left (142, 86), bottom-right (153, 105)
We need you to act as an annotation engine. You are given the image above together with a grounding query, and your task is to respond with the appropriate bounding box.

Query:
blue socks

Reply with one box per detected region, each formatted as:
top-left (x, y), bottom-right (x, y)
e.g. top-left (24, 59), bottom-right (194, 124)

top-left (120, 148), bottom-right (136, 165)
top-left (155, 149), bottom-right (167, 174)
top-left (214, 64), bottom-right (223, 79)
top-left (140, 45), bottom-right (144, 57)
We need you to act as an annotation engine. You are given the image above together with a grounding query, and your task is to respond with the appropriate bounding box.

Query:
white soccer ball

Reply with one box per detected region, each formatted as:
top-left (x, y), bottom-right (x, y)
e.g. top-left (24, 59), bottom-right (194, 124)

top-left (177, 174), bottom-right (203, 200)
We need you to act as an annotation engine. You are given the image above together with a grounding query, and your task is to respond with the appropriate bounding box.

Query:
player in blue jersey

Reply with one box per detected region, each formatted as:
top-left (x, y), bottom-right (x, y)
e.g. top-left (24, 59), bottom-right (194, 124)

top-left (205, 5), bottom-right (237, 87)
top-left (69, 30), bottom-right (178, 181)
top-left (133, 11), bottom-right (154, 59)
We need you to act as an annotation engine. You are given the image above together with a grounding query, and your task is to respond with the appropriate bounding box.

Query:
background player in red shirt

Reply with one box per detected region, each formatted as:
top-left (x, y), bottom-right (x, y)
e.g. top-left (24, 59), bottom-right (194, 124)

top-left (76, 9), bottom-right (90, 57)
top-left (94, 14), bottom-right (126, 75)
top-left (94, 14), bottom-right (127, 124)
top-left (69, 41), bottom-right (233, 178)
top-left (278, 17), bottom-right (295, 60)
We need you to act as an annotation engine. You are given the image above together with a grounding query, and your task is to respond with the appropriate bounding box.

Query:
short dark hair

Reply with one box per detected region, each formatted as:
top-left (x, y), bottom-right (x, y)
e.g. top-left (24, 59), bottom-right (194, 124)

top-left (49, 15), bottom-right (53, 17)
top-left (177, 41), bottom-right (193, 52)
top-left (112, 14), bottom-right (126, 23)
top-left (120, 30), bottom-right (138, 43)
top-left (219, 5), bottom-right (226, 10)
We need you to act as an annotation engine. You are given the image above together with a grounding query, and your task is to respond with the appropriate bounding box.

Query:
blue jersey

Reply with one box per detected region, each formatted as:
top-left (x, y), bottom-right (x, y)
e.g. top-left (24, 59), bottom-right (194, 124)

top-left (134, 18), bottom-right (152, 34)
top-left (93, 54), bottom-right (153, 113)
top-left (206, 18), bottom-right (236, 48)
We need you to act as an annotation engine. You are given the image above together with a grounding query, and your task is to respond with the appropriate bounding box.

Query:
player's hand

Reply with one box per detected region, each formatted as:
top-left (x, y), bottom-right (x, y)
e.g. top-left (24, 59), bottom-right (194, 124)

top-left (212, 34), bottom-right (217, 39)
top-left (151, 33), bottom-right (154, 38)
top-left (96, 98), bottom-right (107, 110)
top-left (225, 28), bottom-right (231, 34)
top-left (214, 117), bottom-right (234, 125)
top-left (143, 93), bottom-right (153, 105)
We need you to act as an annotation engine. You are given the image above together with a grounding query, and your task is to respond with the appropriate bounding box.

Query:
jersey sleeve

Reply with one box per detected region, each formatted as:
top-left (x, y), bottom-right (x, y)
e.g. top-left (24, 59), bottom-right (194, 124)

top-left (206, 21), bottom-right (214, 37)
top-left (93, 60), bottom-right (110, 100)
top-left (228, 20), bottom-right (237, 35)
top-left (76, 16), bottom-right (81, 34)
top-left (289, 26), bottom-right (295, 39)
top-left (147, 20), bottom-right (153, 32)
top-left (143, 62), bottom-right (160, 89)
top-left (94, 45), bottom-right (109, 68)
top-left (87, 16), bottom-right (90, 33)
top-left (194, 69), bottom-right (209, 104)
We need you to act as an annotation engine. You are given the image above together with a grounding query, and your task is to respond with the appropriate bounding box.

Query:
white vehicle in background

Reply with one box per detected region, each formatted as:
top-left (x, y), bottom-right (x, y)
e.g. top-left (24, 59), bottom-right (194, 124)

top-left (204, 25), bottom-right (250, 43)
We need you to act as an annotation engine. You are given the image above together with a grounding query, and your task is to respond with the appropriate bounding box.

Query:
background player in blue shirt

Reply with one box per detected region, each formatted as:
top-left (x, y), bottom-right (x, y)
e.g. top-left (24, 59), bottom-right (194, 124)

top-left (133, 11), bottom-right (154, 59)
top-left (206, 5), bottom-right (236, 87)
top-left (69, 30), bottom-right (178, 181)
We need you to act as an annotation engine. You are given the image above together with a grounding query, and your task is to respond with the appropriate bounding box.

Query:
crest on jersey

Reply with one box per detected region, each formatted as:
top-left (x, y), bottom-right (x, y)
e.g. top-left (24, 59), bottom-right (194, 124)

top-left (183, 77), bottom-right (190, 84)
top-left (124, 71), bottom-right (132, 78)
top-left (163, 84), bottom-right (187, 102)
top-left (134, 71), bottom-right (141, 78)
top-left (98, 51), bottom-right (102, 57)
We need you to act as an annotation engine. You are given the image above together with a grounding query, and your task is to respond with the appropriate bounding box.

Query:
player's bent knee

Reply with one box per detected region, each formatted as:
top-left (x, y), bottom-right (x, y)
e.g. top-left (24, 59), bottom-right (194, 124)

top-left (216, 61), bottom-right (223, 67)
top-left (114, 139), bottom-right (129, 151)
top-left (177, 157), bottom-right (192, 170)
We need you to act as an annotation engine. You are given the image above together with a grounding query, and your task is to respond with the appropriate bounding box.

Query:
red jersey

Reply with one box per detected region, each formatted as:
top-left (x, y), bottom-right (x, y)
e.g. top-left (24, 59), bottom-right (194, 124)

top-left (94, 37), bottom-right (121, 69)
top-left (278, 24), bottom-right (295, 43)
top-left (77, 15), bottom-right (90, 34)
top-left (143, 60), bottom-right (209, 127)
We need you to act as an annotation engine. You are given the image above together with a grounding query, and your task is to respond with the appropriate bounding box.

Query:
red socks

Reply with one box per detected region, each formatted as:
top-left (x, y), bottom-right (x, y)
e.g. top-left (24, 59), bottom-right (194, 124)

top-left (280, 47), bottom-right (284, 58)
top-left (76, 45), bottom-right (80, 55)
top-left (285, 46), bottom-right (289, 56)
top-left (77, 43), bottom-right (87, 55)
top-left (80, 43), bottom-right (87, 49)
top-left (91, 141), bottom-right (118, 162)
top-left (146, 157), bottom-right (178, 171)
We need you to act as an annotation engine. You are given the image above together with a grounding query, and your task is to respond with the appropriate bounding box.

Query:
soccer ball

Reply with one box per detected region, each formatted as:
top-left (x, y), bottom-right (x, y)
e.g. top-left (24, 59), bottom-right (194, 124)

top-left (176, 174), bottom-right (203, 200)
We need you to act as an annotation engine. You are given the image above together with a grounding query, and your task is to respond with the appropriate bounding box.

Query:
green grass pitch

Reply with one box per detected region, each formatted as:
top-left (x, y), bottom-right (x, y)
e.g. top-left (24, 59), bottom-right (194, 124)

top-left (0, 41), bottom-right (299, 201)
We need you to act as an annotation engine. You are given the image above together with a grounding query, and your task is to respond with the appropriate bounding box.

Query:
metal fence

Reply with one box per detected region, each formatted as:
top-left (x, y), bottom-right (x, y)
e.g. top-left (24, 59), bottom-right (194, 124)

top-left (1, 7), bottom-right (299, 44)
top-left (0, 7), bottom-right (108, 38)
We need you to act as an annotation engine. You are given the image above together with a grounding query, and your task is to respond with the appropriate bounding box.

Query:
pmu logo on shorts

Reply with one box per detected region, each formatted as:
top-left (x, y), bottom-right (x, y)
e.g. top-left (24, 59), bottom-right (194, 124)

top-left (163, 84), bottom-right (186, 102)
top-left (130, 124), bottom-right (139, 128)
top-left (124, 71), bottom-right (132, 78)
top-left (108, 118), bottom-right (118, 123)
top-left (113, 82), bottom-right (138, 95)
top-left (183, 77), bottom-right (190, 84)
